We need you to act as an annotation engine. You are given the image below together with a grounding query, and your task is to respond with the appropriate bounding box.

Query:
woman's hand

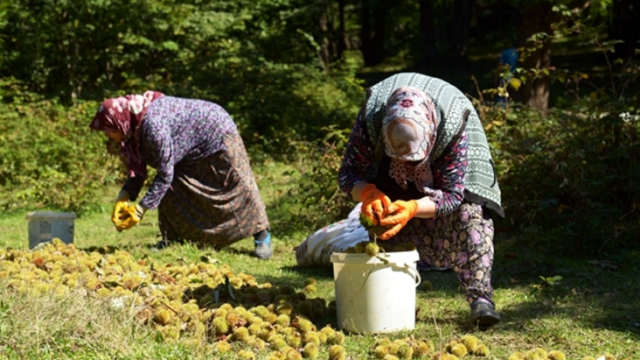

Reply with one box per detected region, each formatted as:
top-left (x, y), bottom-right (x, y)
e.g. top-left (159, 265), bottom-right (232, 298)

top-left (111, 191), bottom-right (130, 229)
top-left (360, 183), bottom-right (392, 226)
top-left (379, 199), bottom-right (419, 240)
top-left (115, 204), bottom-right (146, 231)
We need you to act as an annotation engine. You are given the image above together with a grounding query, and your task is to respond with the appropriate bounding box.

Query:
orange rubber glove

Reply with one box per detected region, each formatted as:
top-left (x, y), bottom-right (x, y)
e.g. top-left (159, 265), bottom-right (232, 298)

top-left (378, 199), bottom-right (419, 240)
top-left (116, 204), bottom-right (146, 231)
top-left (360, 183), bottom-right (392, 226)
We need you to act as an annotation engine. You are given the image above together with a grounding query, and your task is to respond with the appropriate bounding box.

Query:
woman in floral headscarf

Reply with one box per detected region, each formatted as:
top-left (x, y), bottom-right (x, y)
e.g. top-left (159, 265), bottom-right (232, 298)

top-left (90, 92), bottom-right (273, 259)
top-left (297, 73), bottom-right (503, 327)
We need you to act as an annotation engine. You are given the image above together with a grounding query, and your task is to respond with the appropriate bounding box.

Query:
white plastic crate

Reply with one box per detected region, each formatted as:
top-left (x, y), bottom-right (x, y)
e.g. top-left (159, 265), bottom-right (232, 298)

top-left (26, 212), bottom-right (76, 249)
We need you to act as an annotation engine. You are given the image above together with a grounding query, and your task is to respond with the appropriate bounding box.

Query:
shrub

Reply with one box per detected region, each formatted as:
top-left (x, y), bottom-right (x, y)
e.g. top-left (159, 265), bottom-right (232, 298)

top-left (285, 126), bottom-right (355, 232)
top-left (482, 84), bottom-right (640, 256)
top-left (0, 79), bottom-right (122, 214)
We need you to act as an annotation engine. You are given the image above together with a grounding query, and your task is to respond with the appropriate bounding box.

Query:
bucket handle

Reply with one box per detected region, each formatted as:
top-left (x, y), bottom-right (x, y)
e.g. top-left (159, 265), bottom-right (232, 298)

top-left (404, 263), bottom-right (422, 287)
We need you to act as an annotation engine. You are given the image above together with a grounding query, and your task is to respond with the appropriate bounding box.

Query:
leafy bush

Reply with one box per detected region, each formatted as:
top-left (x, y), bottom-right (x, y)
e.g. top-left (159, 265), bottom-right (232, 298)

top-left (182, 59), bottom-right (364, 157)
top-left (476, 10), bottom-right (640, 256)
top-left (284, 126), bottom-right (355, 232)
top-left (0, 0), bottom-right (351, 105)
top-left (0, 79), bottom-right (122, 214)
top-left (482, 61), bottom-right (640, 256)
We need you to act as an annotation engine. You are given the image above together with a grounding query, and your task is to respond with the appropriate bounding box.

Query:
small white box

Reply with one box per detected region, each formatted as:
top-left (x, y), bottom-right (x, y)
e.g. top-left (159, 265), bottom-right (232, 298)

top-left (26, 212), bottom-right (76, 249)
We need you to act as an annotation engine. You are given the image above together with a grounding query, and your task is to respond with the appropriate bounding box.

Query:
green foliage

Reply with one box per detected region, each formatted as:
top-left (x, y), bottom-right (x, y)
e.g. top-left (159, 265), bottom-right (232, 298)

top-left (484, 53), bottom-right (640, 255)
top-left (539, 275), bottom-right (563, 286)
top-left (286, 126), bottom-right (355, 232)
top-left (477, 3), bottom-right (640, 256)
top-left (0, 0), bottom-right (361, 105)
top-left (0, 79), bottom-right (121, 214)
top-left (0, 0), bottom-right (364, 154)
top-left (0, 1), bottom-right (268, 100)
top-left (187, 61), bottom-right (364, 155)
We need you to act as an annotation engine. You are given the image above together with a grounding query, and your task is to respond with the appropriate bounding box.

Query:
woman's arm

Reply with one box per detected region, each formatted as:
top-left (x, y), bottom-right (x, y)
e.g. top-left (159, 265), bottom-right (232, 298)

top-left (430, 130), bottom-right (468, 216)
top-left (137, 120), bottom-right (176, 210)
top-left (121, 172), bottom-right (147, 201)
top-left (413, 196), bottom-right (437, 219)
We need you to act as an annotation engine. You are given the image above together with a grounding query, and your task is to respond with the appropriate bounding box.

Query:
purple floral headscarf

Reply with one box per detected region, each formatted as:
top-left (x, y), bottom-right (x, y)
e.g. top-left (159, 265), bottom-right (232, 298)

top-left (382, 86), bottom-right (439, 194)
top-left (90, 91), bottom-right (164, 177)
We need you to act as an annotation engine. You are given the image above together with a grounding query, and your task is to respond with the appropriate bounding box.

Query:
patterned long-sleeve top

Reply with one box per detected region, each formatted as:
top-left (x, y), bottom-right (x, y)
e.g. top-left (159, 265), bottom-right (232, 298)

top-left (338, 110), bottom-right (468, 217)
top-left (122, 96), bottom-right (238, 209)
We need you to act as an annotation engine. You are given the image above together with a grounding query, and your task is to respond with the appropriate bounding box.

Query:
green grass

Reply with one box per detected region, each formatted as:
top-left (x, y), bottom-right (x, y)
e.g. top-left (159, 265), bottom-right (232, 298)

top-left (0, 160), bottom-right (638, 359)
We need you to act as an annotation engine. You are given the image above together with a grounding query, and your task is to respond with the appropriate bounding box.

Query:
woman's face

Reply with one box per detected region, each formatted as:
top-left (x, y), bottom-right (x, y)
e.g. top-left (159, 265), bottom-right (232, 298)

top-left (384, 117), bottom-right (421, 157)
top-left (103, 129), bottom-right (124, 143)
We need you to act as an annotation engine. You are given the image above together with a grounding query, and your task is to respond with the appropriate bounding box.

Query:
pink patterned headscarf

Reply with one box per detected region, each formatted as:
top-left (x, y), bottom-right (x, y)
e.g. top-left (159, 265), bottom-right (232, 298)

top-left (89, 91), bottom-right (164, 177)
top-left (382, 86), bottom-right (439, 194)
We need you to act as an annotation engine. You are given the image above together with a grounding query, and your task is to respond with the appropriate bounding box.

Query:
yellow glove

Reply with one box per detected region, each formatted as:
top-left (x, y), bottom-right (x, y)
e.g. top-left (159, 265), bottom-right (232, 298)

top-left (116, 204), bottom-right (146, 231)
top-left (112, 190), bottom-right (130, 229)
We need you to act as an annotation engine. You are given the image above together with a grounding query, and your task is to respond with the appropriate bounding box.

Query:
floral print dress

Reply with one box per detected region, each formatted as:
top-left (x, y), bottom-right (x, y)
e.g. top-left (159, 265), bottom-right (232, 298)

top-left (122, 96), bottom-right (269, 248)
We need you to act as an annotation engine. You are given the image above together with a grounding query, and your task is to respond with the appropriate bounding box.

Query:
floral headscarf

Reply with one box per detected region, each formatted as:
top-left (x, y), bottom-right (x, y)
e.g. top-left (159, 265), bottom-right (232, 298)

top-left (382, 86), bottom-right (439, 194)
top-left (89, 91), bottom-right (164, 177)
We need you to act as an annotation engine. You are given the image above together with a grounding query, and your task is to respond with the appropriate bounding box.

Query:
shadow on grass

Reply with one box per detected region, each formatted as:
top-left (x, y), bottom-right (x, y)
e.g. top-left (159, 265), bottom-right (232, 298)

top-left (278, 265), bottom-right (335, 279)
top-left (80, 245), bottom-right (122, 254)
top-left (80, 241), bottom-right (161, 255)
top-left (255, 266), bottom-right (335, 290)
top-left (492, 244), bottom-right (640, 339)
top-left (79, 243), bottom-right (154, 255)
top-left (415, 252), bottom-right (640, 337)
top-left (221, 246), bottom-right (254, 257)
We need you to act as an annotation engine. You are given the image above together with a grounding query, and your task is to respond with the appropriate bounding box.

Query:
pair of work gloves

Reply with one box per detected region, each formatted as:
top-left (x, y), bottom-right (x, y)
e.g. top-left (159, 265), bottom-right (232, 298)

top-left (360, 183), bottom-right (419, 240)
top-left (112, 190), bottom-right (147, 232)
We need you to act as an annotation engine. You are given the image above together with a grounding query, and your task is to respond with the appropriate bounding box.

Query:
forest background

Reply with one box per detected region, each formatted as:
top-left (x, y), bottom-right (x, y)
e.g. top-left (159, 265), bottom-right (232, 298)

top-left (0, 0), bottom-right (639, 359)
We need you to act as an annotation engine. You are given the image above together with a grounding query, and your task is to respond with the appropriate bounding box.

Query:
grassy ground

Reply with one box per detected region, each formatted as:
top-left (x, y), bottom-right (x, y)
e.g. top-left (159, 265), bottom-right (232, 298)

top-left (0, 162), bottom-right (640, 359)
top-left (1, 160), bottom-right (639, 360)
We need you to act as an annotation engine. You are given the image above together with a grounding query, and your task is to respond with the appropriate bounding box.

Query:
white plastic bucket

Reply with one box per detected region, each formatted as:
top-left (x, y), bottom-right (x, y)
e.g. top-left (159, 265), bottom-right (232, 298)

top-left (26, 212), bottom-right (76, 249)
top-left (330, 250), bottom-right (421, 334)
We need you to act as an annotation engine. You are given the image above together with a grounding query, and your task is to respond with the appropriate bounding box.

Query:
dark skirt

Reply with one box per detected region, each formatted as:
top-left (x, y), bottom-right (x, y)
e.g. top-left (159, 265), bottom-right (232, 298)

top-left (157, 133), bottom-right (269, 248)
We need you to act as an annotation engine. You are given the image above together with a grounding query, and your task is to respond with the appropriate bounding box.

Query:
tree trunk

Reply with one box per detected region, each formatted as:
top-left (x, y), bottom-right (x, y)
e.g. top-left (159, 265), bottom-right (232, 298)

top-left (360, 0), bottom-right (386, 66)
top-left (337, 0), bottom-right (348, 58)
top-left (523, 39), bottom-right (551, 114)
top-left (360, 0), bottom-right (373, 65)
top-left (449, 0), bottom-right (475, 58)
top-left (370, 2), bottom-right (386, 65)
top-left (319, 10), bottom-right (332, 73)
top-left (418, 0), bottom-right (438, 67)
top-left (519, 1), bottom-right (554, 116)
top-left (318, 0), bottom-right (352, 71)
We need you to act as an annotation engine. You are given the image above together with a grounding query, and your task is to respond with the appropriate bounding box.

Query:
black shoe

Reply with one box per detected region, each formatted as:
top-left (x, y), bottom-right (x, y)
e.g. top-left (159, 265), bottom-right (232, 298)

top-left (470, 301), bottom-right (501, 328)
